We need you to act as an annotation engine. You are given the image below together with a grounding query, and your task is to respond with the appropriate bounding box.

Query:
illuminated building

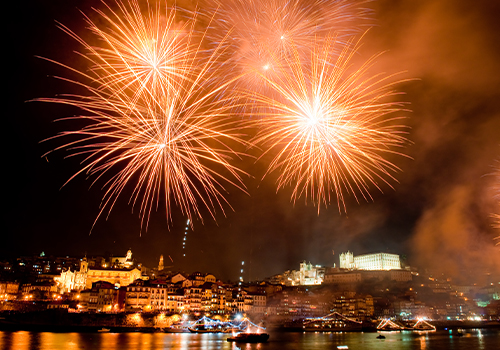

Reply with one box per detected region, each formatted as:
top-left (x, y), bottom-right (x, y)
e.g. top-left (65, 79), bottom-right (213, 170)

top-left (299, 261), bottom-right (324, 285)
top-left (272, 261), bottom-right (325, 286)
top-left (0, 281), bottom-right (19, 300)
top-left (149, 282), bottom-right (168, 310)
top-left (158, 255), bottom-right (164, 271)
top-left (85, 266), bottom-right (142, 289)
top-left (124, 279), bottom-right (152, 311)
top-left (107, 249), bottom-right (134, 268)
top-left (21, 282), bottom-right (57, 299)
top-left (188, 272), bottom-right (216, 286)
top-left (331, 293), bottom-right (375, 319)
top-left (184, 286), bottom-right (202, 312)
top-left (246, 293), bottom-right (267, 315)
top-left (79, 281), bottom-right (120, 312)
top-left (56, 250), bottom-right (144, 293)
top-left (166, 292), bottom-right (184, 313)
top-left (123, 279), bottom-right (170, 311)
top-left (55, 261), bottom-right (87, 293)
top-left (339, 251), bottom-right (401, 270)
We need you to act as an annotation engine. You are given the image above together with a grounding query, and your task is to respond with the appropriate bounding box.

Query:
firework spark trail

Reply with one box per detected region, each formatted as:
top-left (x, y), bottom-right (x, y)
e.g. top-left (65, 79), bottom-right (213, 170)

top-left (38, 0), bottom-right (250, 231)
top-left (246, 36), bottom-right (411, 213)
top-left (208, 0), bottom-right (373, 92)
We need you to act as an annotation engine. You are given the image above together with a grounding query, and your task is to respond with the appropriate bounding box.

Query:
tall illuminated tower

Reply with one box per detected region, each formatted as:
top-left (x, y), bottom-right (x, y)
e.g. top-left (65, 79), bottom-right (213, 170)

top-left (158, 255), bottom-right (164, 271)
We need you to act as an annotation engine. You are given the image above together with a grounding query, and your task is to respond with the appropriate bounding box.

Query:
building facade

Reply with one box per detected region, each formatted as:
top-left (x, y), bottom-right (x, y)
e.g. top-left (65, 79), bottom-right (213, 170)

top-left (340, 251), bottom-right (401, 271)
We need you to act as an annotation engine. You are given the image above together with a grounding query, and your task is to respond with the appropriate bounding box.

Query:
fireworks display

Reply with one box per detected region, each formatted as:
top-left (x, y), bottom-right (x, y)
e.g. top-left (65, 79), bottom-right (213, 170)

top-left (39, 1), bottom-right (249, 230)
top-left (247, 36), bottom-right (410, 212)
top-left (40, 0), bottom-right (412, 229)
top-left (209, 0), bottom-right (373, 92)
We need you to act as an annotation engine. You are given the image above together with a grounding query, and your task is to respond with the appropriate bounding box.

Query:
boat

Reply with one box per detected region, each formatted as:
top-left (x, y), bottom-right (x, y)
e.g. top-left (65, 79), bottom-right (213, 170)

top-left (376, 334), bottom-right (386, 339)
top-left (303, 312), bottom-right (363, 332)
top-left (187, 316), bottom-right (234, 333)
top-left (97, 328), bottom-right (110, 333)
top-left (376, 319), bottom-right (404, 331)
top-left (165, 324), bottom-right (190, 333)
top-left (188, 324), bottom-right (232, 333)
top-left (188, 325), bottom-right (213, 333)
top-left (412, 319), bottom-right (436, 331)
top-left (227, 332), bottom-right (269, 343)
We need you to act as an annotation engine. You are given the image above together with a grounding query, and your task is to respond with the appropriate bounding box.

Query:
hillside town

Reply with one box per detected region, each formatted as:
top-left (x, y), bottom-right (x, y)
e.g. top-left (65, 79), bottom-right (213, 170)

top-left (1, 249), bottom-right (499, 327)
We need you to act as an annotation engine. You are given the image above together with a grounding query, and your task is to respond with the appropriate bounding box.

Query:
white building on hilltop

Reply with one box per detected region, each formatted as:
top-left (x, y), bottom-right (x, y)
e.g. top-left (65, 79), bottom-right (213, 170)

top-left (299, 261), bottom-right (324, 285)
top-left (340, 251), bottom-right (401, 271)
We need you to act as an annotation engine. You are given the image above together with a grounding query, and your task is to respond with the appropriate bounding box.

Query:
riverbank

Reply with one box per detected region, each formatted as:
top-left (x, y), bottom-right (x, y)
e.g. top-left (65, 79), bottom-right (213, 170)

top-left (1, 310), bottom-right (499, 333)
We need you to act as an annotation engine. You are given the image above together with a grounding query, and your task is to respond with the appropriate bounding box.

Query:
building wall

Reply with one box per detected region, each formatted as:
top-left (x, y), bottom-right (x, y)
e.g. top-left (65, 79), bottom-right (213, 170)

top-left (339, 252), bottom-right (355, 269)
top-left (339, 252), bottom-right (401, 271)
top-left (324, 270), bottom-right (411, 284)
top-left (86, 268), bottom-right (141, 288)
top-left (0, 281), bottom-right (19, 300)
top-left (125, 284), bottom-right (151, 311)
top-left (166, 294), bottom-right (184, 313)
top-left (354, 253), bottom-right (401, 271)
top-left (149, 285), bottom-right (168, 310)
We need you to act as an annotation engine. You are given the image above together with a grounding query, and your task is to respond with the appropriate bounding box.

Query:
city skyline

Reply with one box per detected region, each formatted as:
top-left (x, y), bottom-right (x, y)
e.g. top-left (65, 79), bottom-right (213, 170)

top-left (5, 0), bottom-right (500, 282)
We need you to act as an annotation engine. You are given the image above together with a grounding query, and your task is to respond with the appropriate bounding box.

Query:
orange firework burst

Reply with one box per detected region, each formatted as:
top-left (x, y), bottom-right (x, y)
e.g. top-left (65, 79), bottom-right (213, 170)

top-left (247, 36), bottom-right (411, 212)
top-left (39, 1), bottom-right (249, 230)
top-left (209, 0), bottom-right (373, 92)
top-left (52, 1), bottom-right (196, 101)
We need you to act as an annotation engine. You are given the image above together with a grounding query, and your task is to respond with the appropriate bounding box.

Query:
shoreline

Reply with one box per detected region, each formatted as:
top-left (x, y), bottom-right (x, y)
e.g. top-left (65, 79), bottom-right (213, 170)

top-left (1, 312), bottom-right (499, 333)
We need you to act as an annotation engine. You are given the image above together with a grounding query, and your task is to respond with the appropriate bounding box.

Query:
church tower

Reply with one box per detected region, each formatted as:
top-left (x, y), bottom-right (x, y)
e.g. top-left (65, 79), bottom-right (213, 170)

top-left (339, 251), bottom-right (354, 269)
top-left (80, 256), bottom-right (88, 273)
top-left (158, 255), bottom-right (164, 271)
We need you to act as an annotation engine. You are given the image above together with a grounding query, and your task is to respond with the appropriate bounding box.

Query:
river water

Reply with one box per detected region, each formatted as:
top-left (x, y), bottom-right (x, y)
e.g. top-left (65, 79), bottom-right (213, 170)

top-left (0, 329), bottom-right (498, 350)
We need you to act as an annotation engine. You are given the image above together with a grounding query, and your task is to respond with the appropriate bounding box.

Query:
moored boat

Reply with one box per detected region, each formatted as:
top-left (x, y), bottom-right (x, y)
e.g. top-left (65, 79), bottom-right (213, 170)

top-left (412, 319), bottom-right (436, 331)
top-left (165, 324), bottom-right (190, 333)
top-left (303, 312), bottom-right (363, 332)
top-left (188, 324), bottom-right (232, 333)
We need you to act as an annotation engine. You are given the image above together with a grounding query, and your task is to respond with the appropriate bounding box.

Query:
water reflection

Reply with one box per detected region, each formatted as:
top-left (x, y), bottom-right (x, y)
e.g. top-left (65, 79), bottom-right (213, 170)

top-left (419, 335), bottom-right (427, 349)
top-left (231, 342), bottom-right (263, 350)
top-left (0, 330), bottom-right (498, 350)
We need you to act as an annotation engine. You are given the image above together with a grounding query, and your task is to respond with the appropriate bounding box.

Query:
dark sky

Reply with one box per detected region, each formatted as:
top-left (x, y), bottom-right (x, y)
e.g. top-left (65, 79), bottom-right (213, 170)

top-left (5, 0), bottom-right (500, 283)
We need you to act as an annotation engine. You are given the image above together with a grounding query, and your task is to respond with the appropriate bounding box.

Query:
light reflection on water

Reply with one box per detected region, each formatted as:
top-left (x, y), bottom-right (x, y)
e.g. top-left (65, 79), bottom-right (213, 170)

top-left (0, 329), bottom-right (498, 350)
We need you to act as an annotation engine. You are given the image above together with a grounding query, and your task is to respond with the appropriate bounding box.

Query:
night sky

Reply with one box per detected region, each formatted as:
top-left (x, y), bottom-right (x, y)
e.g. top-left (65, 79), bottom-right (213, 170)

top-left (5, 0), bottom-right (500, 283)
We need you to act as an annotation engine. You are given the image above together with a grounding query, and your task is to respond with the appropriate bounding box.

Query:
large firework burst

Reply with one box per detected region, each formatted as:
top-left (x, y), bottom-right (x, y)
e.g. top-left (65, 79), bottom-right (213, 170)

top-left (247, 36), bottom-right (411, 213)
top-left (39, 0), bottom-right (249, 230)
top-left (209, 0), bottom-right (373, 92)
